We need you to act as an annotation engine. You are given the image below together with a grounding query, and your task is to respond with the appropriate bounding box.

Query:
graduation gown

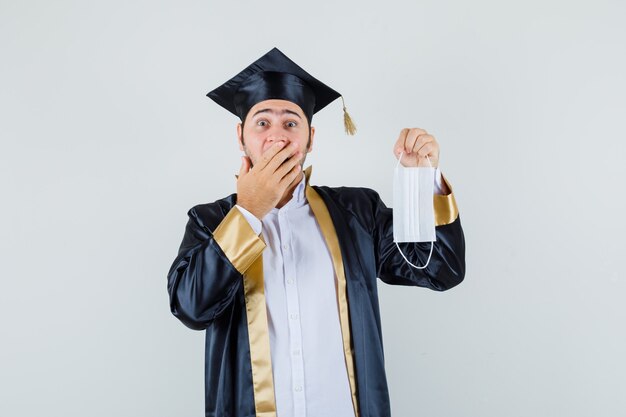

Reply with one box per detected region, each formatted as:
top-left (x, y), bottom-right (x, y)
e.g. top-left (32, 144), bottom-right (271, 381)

top-left (167, 167), bottom-right (466, 417)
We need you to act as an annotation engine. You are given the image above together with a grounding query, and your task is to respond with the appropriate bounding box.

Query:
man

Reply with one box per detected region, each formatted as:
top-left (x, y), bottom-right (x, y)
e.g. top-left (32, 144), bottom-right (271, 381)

top-left (167, 47), bottom-right (465, 417)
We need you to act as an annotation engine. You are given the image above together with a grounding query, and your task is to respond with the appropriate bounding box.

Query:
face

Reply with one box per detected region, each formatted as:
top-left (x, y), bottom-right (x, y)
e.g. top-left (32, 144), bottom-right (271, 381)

top-left (237, 99), bottom-right (315, 168)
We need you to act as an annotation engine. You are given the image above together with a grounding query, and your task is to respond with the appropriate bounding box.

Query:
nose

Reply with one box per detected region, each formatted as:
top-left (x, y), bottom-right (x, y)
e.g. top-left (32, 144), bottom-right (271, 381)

top-left (266, 131), bottom-right (289, 147)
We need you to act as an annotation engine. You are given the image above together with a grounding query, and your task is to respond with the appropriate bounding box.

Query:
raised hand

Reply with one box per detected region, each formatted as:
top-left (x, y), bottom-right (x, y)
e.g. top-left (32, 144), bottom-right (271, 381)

top-left (236, 141), bottom-right (303, 220)
top-left (393, 128), bottom-right (440, 168)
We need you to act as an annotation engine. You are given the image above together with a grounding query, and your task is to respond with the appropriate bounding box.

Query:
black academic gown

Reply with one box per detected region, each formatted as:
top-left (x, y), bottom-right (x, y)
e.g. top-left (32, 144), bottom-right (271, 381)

top-left (167, 171), bottom-right (466, 417)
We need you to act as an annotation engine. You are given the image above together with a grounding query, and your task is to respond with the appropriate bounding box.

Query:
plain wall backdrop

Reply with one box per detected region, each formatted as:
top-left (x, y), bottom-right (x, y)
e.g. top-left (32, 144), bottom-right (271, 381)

top-left (1, 0), bottom-right (625, 416)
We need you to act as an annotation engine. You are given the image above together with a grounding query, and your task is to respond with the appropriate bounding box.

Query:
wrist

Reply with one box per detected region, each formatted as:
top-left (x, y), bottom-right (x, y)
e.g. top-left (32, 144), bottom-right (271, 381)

top-left (236, 198), bottom-right (265, 221)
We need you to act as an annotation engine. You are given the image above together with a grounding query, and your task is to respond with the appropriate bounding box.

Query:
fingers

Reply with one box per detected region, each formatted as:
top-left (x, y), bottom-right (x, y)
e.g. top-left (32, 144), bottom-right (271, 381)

top-left (278, 162), bottom-right (302, 188)
top-left (274, 151), bottom-right (302, 179)
top-left (415, 142), bottom-right (436, 158)
top-left (395, 128), bottom-right (428, 155)
top-left (251, 141), bottom-right (301, 188)
top-left (405, 130), bottom-right (429, 154)
top-left (256, 141), bottom-right (289, 170)
top-left (264, 142), bottom-right (299, 173)
top-left (393, 127), bottom-right (440, 167)
top-left (395, 128), bottom-right (409, 156)
top-left (239, 156), bottom-right (251, 177)
top-left (404, 130), bottom-right (437, 157)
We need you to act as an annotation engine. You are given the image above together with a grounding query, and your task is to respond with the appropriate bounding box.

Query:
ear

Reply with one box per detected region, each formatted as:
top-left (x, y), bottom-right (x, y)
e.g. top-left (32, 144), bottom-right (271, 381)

top-left (236, 122), bottom-right (244, 151)
top-left (307, 126), bottom-right (316, 153)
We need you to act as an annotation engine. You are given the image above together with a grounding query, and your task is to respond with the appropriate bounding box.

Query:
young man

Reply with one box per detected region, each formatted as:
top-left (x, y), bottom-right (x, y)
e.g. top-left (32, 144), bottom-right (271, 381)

top-left (167, 47), bottom-right (466, 417)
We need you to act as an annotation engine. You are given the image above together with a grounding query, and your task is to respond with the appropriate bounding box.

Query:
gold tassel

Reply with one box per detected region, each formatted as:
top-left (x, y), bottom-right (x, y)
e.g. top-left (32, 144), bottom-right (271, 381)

top-left (341, 96), bottom-right (357, 136)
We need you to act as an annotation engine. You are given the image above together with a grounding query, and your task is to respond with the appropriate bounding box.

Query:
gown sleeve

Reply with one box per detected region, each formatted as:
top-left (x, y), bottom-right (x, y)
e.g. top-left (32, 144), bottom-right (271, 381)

top-left (374, 174), bottom-right (466, 291)
top-left (167, 205), bottom-right (266, 330)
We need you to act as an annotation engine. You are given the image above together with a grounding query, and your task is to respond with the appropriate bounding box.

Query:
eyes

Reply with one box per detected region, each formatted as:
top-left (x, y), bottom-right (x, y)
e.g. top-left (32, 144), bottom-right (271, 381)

top-left (256, 119), bottom-right (298, 128)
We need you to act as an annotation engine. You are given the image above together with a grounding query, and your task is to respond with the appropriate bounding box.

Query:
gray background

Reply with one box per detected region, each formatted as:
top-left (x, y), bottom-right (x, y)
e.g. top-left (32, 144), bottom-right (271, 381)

top-left (1, 0), bottom-right (625, 416)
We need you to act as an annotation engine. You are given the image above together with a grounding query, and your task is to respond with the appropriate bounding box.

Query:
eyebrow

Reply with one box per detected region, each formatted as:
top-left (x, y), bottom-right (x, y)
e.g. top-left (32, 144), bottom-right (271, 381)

top-left (251, 108), bottom-right (302, 120)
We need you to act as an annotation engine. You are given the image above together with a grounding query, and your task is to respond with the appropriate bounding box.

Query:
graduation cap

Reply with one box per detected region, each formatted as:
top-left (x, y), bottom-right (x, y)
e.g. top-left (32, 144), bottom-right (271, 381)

top-left (207, 47), bottom-right (356, 135)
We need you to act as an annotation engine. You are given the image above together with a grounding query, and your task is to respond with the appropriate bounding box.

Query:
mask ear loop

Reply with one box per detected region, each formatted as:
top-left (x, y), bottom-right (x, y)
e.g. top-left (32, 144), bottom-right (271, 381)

top-left (395, 152), bottom-right (434, 269)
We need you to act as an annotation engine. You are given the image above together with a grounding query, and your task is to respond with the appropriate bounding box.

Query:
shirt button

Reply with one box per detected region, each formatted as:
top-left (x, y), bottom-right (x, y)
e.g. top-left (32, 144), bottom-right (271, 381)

top-left (290, 313), bottom-right (299, 320)
top-left (293, 349), bottom-right (300, 355)
top-left (287, 279), bottom-right (294, 284)
top-left (283, 244), bottom-right (289, 250)
top-left (294, 386), bottom-right (302, 392)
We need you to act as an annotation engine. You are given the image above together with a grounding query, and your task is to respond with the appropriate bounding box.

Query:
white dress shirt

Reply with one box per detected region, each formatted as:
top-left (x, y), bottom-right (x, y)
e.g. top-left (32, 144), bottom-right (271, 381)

top-left (235, 167), bottom-right (446, 417)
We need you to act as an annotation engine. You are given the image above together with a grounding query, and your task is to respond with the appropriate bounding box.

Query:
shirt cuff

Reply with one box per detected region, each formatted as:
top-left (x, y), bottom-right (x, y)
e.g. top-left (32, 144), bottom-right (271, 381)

top-left (434, 166), bottom-right (445, 195)
top-left (235, 205), bottom-right (263, 235)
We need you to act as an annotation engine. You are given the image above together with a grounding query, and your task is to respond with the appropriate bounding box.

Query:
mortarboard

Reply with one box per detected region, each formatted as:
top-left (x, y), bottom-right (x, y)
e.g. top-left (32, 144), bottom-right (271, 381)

top-left (206, 47), bottom-right (356, 135)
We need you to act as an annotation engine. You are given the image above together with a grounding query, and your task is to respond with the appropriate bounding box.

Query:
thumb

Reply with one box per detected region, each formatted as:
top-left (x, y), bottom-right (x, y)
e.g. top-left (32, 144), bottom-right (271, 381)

top-left (239, 156), bottom-right (251, 176)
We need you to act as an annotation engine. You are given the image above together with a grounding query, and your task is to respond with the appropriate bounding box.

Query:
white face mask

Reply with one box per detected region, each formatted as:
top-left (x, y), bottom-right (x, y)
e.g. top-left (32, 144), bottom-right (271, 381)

top-left (392, 152), bottom-right (436, 269)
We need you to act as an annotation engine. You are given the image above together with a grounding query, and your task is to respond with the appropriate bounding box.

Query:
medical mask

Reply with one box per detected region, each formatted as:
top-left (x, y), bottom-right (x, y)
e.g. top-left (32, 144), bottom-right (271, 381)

top-left (393, 152), bottom-right (436, 269)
